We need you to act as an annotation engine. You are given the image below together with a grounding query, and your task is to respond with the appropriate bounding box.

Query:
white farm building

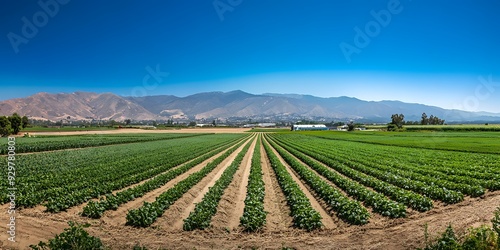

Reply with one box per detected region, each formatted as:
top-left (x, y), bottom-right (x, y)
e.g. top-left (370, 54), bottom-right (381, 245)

top-left (292, 124), bottom-right (328, 131)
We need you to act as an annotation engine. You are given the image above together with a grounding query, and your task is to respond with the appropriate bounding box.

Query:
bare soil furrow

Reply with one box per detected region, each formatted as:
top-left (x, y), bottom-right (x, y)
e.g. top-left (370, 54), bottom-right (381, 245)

top-left (211, 136), bottom-right (257, 230)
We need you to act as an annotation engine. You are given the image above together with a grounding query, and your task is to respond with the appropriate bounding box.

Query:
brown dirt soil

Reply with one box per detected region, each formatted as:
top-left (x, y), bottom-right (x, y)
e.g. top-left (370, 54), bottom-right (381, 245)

top-left (263, 137), bottom-right (337, 230)
top-left (210, 136), bottom-right (257, 230)
top-left (2, 191), bottom-right (499, 249)
top-left (2, 133), bottom-right (500, 250)
top-left (99, 143), bottom-right (236, 228)
top-left (153, 136), bottom-right (255, 231)
top-left (260, 140), bottom-right (295, 231)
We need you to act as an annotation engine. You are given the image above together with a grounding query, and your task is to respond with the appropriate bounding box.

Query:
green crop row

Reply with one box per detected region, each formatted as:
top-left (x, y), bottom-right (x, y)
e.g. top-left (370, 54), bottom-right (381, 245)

top-left (125, 137), bottom-right (250, 227)
top-left (272, 135), bottom-right (433, 212)
top-left (265, 136), bottom-right (373, 223)
top-left (318, 139), bottom-right (496, 193)
top-left (320, 143), bottom-right (485, 197)
top-left (183, 139), bottom-right (252, 231)
top-left (45, 137), bottom-right (243, 213)
top-left (0, 134), bottom-right (245, 210)
top-left (273, 134), bottom-right (464, 204)
top-left (268, 136), bottom-right (408, 218)
top-left (262, 139), bottom-right (323, 231)
top-left (0, 133), bottom-right (208, 154)
top-left (81, 136), bottom-right (244, 218)
top-left (240, 135), bottom-right (267, 232)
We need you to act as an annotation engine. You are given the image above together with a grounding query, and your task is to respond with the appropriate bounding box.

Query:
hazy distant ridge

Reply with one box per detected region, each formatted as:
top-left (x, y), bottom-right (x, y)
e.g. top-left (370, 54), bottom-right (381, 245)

top-left (0, 90), bottom-right (499, 122)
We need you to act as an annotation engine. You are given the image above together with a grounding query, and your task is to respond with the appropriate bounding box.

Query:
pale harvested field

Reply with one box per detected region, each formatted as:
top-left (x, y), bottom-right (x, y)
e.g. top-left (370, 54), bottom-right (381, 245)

top-left (30, 128), bottom-right (250, 136)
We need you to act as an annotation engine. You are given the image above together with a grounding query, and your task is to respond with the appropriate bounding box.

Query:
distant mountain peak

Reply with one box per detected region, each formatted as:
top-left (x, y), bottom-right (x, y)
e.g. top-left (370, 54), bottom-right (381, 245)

top-left (1, 90), bottom-right (499, 122)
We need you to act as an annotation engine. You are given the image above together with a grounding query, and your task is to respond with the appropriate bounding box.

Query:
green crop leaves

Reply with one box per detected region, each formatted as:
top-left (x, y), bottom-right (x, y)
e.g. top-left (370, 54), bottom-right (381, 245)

top-left (266, 136), bottom-right (372, 224)
top-left (183, 140), bottom-right (252, 231)
top-left (240, 135), bottom-right (267, 232)
top-left (263, 139), bottom-right (323, 231)
top-left (126, 138), bottom-right (250, 227)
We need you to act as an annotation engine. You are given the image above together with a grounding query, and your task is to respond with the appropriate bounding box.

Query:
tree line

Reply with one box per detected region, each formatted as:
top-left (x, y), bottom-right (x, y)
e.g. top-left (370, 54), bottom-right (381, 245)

top-left (0, 113), bottom-right (29, 137)
top-left (389, 113), bottom-right (445, 131)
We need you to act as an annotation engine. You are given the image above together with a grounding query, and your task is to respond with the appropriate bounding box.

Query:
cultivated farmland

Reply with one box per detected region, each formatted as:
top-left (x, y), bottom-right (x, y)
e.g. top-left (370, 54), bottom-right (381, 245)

top-left (1, 130), bottom-right (499, 249)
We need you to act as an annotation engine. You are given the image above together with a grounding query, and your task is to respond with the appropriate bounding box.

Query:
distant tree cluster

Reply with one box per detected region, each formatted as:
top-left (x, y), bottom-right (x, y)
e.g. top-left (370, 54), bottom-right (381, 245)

top-left (0, 113), bottom-right (29, 137)
top-left (420, 113), bottom-right (445, 125)
top-left (391, 114), bottom-right (405, 128)
top-left (388, 112), bottom-right (445, 131)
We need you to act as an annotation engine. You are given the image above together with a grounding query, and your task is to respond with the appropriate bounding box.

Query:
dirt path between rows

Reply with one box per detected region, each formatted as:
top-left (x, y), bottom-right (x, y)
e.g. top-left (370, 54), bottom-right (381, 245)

top-left (2, 132), bottom-right (500, 250)
top-left (211, 136), bottom-right (257, 230)
top-left (153, 136), bottom-right (255, 231)
top-left (263, 137), bottom-right (337, 230)
top-left (100, 143), bottom-right (238, 227)
top-left (260, 139), bottom-right (295, 231)
top-left (271, 139), bottom-right (404, 225)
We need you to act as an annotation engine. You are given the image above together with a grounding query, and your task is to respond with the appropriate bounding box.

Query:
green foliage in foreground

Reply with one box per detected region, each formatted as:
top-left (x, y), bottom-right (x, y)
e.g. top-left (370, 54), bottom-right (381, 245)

top-left (420, 207), bottom-right (500, 250)
top-left (263, 138), bottom-right (323, 231)
top-left (29, 222), bottom-right (106, 250)
top-left (240, 135), bottom-right (267, 232)
top-left (183, 140), bottom-right (252, 231)
top-left (126, 139), bottom-right (248, 227)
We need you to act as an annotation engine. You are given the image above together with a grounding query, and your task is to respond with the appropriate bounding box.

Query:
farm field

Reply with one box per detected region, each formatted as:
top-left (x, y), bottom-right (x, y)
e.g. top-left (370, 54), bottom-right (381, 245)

top-left (303, 130), bottom-right (500, 154)
top-left (1, 131), bottom-right (499, 249)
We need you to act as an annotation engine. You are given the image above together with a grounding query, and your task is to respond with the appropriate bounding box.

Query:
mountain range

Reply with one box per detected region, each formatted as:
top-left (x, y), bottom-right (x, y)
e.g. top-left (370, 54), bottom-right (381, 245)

top-left (1, 90), bottom-right (499, 123)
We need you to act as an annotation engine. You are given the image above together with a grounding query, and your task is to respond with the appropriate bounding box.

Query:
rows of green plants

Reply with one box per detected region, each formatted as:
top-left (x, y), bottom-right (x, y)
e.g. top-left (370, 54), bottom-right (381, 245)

top-left (125, 137), bottom-right (251, 227)
top-left (303, 130), bottom-right (500, 154)
top-left (268, 136), bottom-right (410, 217)
top-left (307, 132), bottom-right (500, 176)
top-left (81, 135), bottom-right (245, 218)
top-left (1, 134), bottom-right (222, 190)
top-left (262, 139), bottom-right (323, 230)
top-left (273, 135), bottom-right (434, 212)
top-left (323, 146), bottom-right (484, 197)
top-left (1, 134), bottom-right (245, 208)
top-left (240, 135), bottom-right (267, 232)
top-left (183, 140), bottom-right (252, 230)
top-left (272, 134), bottom-right (464, 204)
top-left (269, 134), bottom-right (433, 212)
top-left (334, 145), bottom-right (488, 197)
top-left (45, 135), bottom-right (249, 212)
top-left (331, 141), bottom-right (500, 190)
top-left (4, 142), bottom-right (179, 207)
top-left (266, 136), bottom-right (376, 223)
top-left (0, 133), bottom-right (208, 154)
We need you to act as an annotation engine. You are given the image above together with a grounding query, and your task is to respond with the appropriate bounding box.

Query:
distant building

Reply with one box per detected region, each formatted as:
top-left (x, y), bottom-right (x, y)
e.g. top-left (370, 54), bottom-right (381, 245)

top-left (292, 124), bottom-right (328, 131)
top-left (196, 124), bottom-right (213, 127)
top-left (337, 125), bottom-right (349, 131)
top-left (258, 123), bottom-right (276, 127)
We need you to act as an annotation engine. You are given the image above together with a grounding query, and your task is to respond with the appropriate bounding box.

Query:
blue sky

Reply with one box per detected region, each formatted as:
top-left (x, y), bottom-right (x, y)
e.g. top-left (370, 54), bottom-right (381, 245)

top-left (1, 0), bottom-right (499, 112)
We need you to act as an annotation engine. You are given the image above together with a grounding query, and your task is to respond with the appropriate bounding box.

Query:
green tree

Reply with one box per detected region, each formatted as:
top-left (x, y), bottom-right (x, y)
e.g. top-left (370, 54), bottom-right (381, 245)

top-left (124, 119), bottom-right (131, 126)
top-left (188, 121), bottom-right (196, 127)
top-left (0, 116), bottom-right (12, 137)
top-left (421, 113), bottom-right (428, 125)
top-left (391, 113), bottom-right (405, 129)
top-left (9, 113), bottom-right (22, 134)
top-left (21, 115), bottom-right (29, 128)
top-left (347, 121), bottom-right (355, 131)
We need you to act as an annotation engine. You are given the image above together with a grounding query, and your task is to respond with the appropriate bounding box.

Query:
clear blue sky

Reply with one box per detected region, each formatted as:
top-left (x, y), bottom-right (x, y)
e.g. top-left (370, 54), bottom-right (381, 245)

top-left (1, 0), bottom-right (499, 112)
